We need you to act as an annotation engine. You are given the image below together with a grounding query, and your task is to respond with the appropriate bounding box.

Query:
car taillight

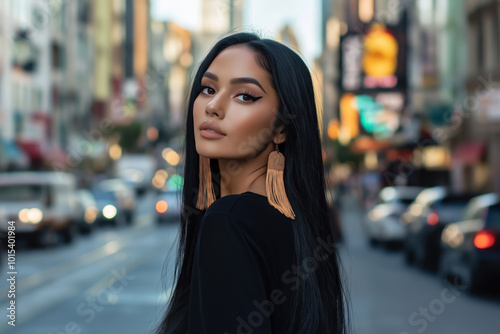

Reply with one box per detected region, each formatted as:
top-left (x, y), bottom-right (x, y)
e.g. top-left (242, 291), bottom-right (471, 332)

top-left (474, 230), bottom-right (496, 249)
top-left (427, 212), bottom-right (439, 226)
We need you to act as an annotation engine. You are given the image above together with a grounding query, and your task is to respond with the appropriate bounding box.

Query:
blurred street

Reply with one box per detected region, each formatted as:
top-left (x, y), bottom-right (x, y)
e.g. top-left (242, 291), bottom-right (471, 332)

top-left (339, 193), bottom-right (500, 334)
top-left (1, 0), bottom-right (500, 332)
top-left (1, 192), bottom-right (499, 333)
top-left (0, 192), bottom-right (179, 334)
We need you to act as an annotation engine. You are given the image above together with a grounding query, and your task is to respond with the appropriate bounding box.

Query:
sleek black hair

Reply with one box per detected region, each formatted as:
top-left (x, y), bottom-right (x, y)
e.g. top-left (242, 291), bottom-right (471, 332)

top-left (155, 32), bottom-right (350, 334)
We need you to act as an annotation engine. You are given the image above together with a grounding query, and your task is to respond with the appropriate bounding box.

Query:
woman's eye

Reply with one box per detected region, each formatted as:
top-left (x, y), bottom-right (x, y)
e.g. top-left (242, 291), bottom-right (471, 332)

top-left (201, 86), bottom-right (215, 95)
top-left (236, 93), bottom-right (262, 103)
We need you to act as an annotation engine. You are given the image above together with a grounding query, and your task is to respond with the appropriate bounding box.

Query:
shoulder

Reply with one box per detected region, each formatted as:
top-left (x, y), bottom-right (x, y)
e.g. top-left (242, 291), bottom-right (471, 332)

top-left (199, 193), bottom-right (294, 252)
top-left (204, 193), bottom-right (293, 231)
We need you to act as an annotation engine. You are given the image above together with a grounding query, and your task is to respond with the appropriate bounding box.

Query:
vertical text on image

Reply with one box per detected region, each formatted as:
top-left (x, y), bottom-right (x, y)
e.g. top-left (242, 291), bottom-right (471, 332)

top-left (6, 220), bottom-right (17, 326)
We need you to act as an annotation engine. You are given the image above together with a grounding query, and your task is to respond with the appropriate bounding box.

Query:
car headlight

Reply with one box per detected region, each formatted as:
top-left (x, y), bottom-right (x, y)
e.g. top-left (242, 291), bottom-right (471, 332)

top-left (368, 206), bottom-right (391, 221)
top-left (103, 205), bottom-right (117, 219)
top-left (19, 208), bottom-right (43, 224)
top-left (19, 209), bottom-right (30, 223)
top-left (442, 224), bottom-right (464, 248)
top-left (409, 204), bottom-right (423, 216)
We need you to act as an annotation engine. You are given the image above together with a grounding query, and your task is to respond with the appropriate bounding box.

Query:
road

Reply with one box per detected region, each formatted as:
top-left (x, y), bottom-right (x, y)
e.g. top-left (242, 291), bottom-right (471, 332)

top-left (0, 191), bottom-right (178, 334)
top-left (1, 191), bottom-right (499, 333)
top-left (339, 194), bottom-right (500, 334)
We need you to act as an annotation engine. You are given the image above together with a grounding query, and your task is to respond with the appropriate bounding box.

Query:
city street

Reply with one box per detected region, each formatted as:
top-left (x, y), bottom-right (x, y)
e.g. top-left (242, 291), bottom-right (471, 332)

top-left (1, 192), bottom-right (499, 333)
top-left (1, 0), bottom-right (500, 333)
top-left (339, 194), bottom-right (500, 334)
top-left (0, 192), bottom-right (178, 334)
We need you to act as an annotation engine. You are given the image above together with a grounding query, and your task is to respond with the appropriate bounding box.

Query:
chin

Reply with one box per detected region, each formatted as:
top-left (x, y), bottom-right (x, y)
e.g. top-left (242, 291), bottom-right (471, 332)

top-left (195, 146), bottom-right (219, 160)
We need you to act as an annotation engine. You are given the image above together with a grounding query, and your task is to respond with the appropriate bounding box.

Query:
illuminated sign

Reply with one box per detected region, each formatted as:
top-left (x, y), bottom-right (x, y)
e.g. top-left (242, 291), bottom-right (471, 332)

top-left (362, 24), bottom-right (398, 88)
top-left (340, 92), bottom-right (403, 139)
top-left (339, 11), bottom-right (407, 93)
top-left (341, 35), bottom-right (363, 91)
top-left (338, 10), bottom-right (407, 140)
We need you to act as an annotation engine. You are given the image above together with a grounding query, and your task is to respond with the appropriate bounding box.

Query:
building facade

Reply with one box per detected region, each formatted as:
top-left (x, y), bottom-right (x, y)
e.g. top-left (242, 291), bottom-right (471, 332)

top-left (460, 0), bottom-right (500, 194)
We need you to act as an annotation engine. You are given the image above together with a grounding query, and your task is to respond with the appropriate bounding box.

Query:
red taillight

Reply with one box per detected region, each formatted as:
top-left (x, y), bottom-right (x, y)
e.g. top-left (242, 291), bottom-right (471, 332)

top-left (474, 230), bottom-right (496, 249)
top-left (427, 212), bottom-right (439, 226)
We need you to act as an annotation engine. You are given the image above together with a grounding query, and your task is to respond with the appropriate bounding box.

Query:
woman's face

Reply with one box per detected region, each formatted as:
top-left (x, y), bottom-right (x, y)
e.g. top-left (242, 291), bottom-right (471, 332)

top-left (193, 45), bottom-right (280, 160)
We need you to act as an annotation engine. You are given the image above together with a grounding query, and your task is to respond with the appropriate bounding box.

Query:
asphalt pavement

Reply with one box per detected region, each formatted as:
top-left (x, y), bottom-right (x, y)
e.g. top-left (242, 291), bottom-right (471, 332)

top-left (1, 191), bottom-right (499, 333)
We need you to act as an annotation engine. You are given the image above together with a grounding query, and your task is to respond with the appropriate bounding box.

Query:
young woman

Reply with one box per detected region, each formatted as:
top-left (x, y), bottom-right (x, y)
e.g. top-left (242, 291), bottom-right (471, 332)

top-left (155, 32), bottom-right (350, 334)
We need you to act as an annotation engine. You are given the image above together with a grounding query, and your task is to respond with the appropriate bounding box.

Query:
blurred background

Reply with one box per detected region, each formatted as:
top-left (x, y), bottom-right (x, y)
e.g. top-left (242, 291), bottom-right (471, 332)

top-left (1, 0), bottom-right (500, 333)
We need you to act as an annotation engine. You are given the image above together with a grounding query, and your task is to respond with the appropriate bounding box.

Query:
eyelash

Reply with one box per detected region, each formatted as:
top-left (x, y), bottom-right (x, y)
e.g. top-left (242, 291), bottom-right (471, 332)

top-left (238, 89), bottom-right (262, 102)
top-left (200, 85), bottom-right (262, 103)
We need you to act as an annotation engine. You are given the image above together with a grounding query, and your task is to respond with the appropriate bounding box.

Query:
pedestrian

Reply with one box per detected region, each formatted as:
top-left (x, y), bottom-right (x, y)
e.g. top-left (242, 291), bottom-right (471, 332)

top-left (155, 32), bottom-right (350, 334)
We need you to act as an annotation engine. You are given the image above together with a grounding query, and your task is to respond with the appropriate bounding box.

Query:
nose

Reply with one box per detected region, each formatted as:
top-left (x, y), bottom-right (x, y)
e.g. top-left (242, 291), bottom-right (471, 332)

top-left (205, 94), bottom-right (225, 118)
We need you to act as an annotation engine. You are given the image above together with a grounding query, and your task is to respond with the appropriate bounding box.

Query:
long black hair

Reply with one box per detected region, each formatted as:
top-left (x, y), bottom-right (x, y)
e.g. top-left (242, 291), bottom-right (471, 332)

top-left (155, 32), bottom-right (350, 334)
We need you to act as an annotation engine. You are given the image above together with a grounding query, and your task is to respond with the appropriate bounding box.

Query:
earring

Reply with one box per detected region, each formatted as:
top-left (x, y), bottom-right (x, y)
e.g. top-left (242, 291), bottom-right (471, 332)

top-left (196, 156), bottom-right (216, 210)
top-left (266, 143), bottom-right (296, 220)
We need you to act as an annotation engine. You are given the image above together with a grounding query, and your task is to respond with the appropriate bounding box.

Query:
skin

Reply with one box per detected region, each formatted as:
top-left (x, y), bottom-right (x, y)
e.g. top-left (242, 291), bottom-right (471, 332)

top-left (193, 45), bottom-right (286, 198)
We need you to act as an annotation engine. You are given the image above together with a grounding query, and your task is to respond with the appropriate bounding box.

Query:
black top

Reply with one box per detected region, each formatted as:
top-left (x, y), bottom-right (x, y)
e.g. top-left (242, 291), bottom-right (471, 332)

top-left (187, 191), bottom-right (296, 334)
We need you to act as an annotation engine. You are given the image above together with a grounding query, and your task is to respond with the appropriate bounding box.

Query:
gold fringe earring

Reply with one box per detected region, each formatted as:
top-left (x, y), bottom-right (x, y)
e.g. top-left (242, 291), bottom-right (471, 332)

top-left (196, 156), bottom-right (216, 210)
top-left (266, 144), bottom-right (296, 220)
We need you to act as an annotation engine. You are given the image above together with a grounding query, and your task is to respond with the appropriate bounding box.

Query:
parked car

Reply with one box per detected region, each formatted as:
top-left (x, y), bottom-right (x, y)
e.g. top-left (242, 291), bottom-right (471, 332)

top-left (115, 154), bottom-right (156, 196)
top-left (0, 172), bottom-right (79, 247)
top-left (364, 186), bottom-right (425, 247)
top-left (156, 189), bottom-right (181, 223)
top-left (439, 193), bottom-right (500, 294)
top-left (92, 178), bottom-right (136, 226)
top-left (75, 189), bottom-right (98, 234)
top-left (403, 187), bottom-right (476, 271)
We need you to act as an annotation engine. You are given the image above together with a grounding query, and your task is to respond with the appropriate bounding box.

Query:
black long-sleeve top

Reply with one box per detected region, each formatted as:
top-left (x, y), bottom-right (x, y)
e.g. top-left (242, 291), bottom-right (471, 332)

top-left (187, 191), bottom-right (297, 334)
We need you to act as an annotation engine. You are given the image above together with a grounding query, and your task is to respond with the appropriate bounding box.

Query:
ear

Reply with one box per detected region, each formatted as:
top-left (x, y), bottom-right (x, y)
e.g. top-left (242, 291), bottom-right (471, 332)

top-left (273, 125), bottom-right (286, 145)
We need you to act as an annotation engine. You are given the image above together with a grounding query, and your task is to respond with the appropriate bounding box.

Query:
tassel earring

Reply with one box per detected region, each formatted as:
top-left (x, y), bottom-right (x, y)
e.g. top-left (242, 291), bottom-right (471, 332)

top-left (266, 144), bottom-right (296, 220)
top-left (196, 156), bottom-right (216, 210)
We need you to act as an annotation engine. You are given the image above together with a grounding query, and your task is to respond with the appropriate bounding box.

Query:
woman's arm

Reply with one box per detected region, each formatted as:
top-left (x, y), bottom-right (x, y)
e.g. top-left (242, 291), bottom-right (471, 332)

top-left (187, 213), bottom-right (272, 334)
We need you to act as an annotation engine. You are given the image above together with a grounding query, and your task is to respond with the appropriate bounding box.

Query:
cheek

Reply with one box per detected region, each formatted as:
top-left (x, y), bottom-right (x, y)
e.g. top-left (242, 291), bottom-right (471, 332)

top-left (227, 109), bottom-right (276, 145)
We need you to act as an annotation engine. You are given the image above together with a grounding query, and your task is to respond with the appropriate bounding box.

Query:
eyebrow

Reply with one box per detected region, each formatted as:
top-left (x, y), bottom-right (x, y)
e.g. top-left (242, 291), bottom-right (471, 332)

top-left (202, 72), bottom-right (267, 94)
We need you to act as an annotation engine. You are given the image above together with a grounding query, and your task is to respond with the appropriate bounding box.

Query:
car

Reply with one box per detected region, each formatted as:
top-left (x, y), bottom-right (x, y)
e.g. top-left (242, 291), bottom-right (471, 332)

top-left (363, 186), bottom-right (425, 248)
top-left (92, 178), bottom-right (136, 226)
top-left (0, 172), bottom-right (79, 247)
top-left (403, 187), bottom-right (476, 271)
top-left (156, 189), bottom-right (181, 223)
top-left (115, 154), bottom-right (156, 197)
top-left (74, 189), bottom-right (98, 234)
top-left (439, 193), bottom-right (500, 294)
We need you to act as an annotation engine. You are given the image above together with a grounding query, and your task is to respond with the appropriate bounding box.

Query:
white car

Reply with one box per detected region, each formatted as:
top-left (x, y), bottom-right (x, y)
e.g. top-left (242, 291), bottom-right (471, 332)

top-left (115, 154), bottom-right (156, 196)
top-left (364, 186), bottom-right (425, 247)
top-left (0, 172), bottom-right (79, 246)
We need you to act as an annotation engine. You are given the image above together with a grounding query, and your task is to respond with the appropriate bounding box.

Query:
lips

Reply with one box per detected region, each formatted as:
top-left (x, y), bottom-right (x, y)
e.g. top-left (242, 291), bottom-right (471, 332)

top-left (199, 121), bottom-right (226, 135)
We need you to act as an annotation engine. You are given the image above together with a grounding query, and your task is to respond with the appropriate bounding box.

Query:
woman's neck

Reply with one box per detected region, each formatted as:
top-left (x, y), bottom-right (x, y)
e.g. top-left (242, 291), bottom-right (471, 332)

top-left (218, 158), bottom-right (268, 198)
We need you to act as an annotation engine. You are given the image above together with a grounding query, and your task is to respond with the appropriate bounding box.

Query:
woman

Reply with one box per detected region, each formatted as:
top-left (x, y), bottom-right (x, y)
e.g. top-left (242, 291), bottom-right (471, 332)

top-left (155, 32), bottom-right (350, 334)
